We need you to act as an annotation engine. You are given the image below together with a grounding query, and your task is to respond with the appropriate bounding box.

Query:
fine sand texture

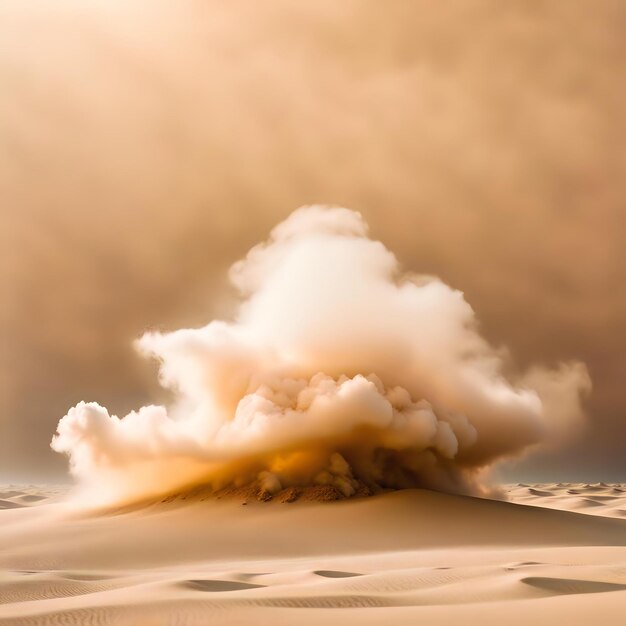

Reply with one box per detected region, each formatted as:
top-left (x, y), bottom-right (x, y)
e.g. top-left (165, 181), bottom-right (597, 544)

top-left (0, 485), bottom-right (625, 625)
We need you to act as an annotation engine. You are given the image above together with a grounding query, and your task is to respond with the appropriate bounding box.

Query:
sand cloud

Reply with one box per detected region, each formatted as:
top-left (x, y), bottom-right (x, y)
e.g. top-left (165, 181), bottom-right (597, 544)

top-left (51, 207), bottom-right (590, 504)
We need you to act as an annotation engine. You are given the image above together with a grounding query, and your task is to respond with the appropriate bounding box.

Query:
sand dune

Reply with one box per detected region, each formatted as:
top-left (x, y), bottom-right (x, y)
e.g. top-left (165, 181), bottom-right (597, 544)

top-left (0, 486), bottom-right (66, 509)
top-left (0, 486), bottom-right (624, 625)
top-left (506, 482), bottom-right (626, 518)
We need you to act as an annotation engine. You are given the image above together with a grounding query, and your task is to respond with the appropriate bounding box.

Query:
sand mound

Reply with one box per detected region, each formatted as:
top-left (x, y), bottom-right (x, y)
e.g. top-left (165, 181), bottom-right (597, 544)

top-left (15, 495), bottom-right (46, 503)
top-left (0, 491), bottom-right (24, 499)
top-left (0, 500), bottom-right (23, 510)
top-left (116, 479), bottom-right (380, 512)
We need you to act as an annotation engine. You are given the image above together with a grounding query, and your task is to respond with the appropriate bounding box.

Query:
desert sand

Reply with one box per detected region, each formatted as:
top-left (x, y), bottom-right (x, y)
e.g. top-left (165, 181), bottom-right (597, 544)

top-left (0, 484), bottom-right (625, 625)
top-left (506, 482), bottom-right (626, 518)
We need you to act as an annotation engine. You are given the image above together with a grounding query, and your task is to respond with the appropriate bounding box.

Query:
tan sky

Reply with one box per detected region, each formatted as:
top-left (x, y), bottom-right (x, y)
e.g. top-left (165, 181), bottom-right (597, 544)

top-left (1, 0), bottom-right (624, 481)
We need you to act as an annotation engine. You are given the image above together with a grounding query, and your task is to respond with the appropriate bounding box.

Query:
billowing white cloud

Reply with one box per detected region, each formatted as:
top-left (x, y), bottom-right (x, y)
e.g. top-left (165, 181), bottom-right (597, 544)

top-left (52, 206), bottom-right (590, 503)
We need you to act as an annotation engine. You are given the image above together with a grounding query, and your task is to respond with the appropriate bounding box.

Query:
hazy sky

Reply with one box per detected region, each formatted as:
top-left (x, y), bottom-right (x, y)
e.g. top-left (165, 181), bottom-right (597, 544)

top-left (1, 0), bottom-right (624, 482)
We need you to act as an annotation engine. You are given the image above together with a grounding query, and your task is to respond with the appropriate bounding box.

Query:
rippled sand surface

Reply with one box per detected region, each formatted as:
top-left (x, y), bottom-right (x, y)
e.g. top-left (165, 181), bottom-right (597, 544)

top-left (0, 485), bottom-right (625, 625)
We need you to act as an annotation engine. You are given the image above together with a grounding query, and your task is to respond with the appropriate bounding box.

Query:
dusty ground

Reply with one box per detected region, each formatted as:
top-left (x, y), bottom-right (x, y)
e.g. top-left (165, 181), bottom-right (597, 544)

top-left (0, 483), bottom-right (625, 625)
